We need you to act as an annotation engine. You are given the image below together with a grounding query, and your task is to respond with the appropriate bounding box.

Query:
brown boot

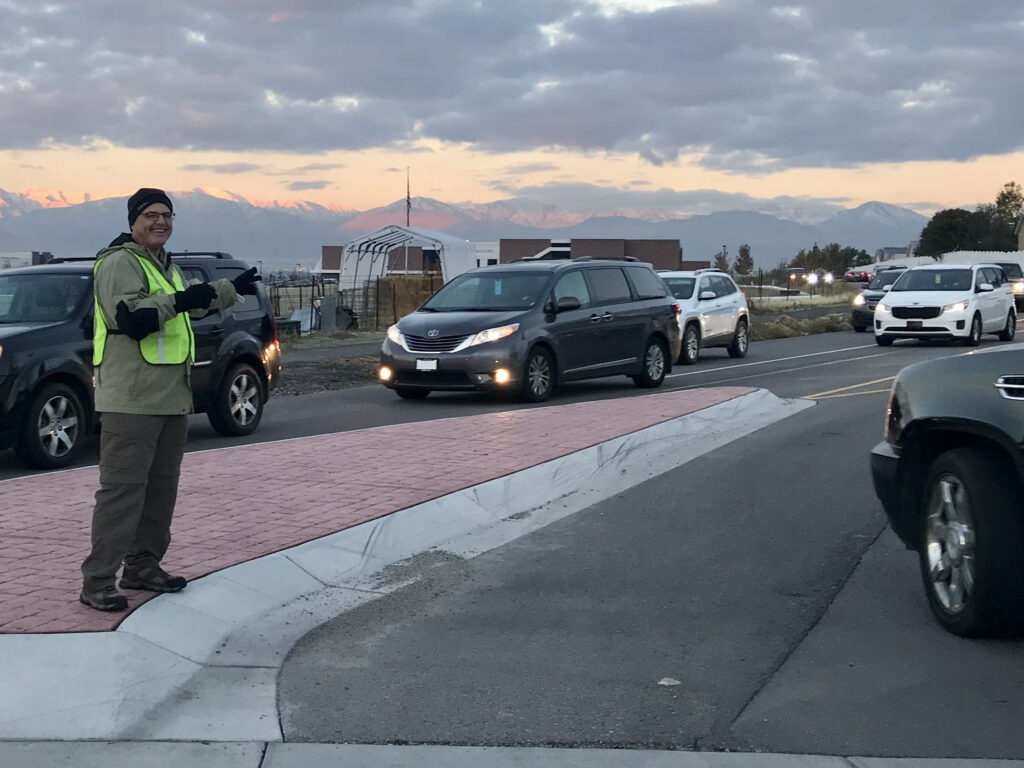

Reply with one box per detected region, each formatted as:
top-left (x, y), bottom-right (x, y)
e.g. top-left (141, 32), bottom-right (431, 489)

top-left (80, 584), bottom-right (128, 611)
top-left (119, 562), bottom-right (187, 593)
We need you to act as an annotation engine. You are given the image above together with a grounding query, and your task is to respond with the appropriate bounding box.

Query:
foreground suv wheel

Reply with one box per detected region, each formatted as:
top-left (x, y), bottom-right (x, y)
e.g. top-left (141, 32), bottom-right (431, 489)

top-left (16, 382), bottom-right (86, 469)
top-left (632, 337), bottom-right (667, 388)
top-left (679, 324), bottom-right (700, 365)
top-left (207, 362), bottom-right (264, 436)
top-left (727, 318), bottom-right (749, 358)
top-left (918, 447), bottom-right (1024, 637)
top-left (519, 347), bottom-right (555, 402)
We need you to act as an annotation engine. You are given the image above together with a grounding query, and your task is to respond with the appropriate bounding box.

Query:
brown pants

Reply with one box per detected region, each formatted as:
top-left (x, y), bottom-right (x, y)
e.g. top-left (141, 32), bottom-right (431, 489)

top-left (81, 413), bottom-right (189, 588)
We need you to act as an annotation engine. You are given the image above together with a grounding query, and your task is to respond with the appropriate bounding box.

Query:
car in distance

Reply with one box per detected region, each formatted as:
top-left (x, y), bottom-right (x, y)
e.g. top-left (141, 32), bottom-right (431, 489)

top-left (993, 261), bottom-right (1024, 311)
top-left (658, 269), bottom-right (749, 365)
top-left (844, 268), bottom-right (872, 282)
top-left (378, 257), bottom-right (681, 402)
top-left (871, 344), bottom-right (1024, 637)
top-left (850, 268), bottom-right (906, 332)
top-left (873, 263), bottom-right (1015, 347)
top-left (0, 253), bottom-right (281, 470)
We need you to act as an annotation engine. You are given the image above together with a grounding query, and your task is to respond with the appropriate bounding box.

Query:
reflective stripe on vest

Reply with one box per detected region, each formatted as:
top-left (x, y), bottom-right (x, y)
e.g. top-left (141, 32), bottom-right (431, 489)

top-left (93, 248), bottom-right (196, 366)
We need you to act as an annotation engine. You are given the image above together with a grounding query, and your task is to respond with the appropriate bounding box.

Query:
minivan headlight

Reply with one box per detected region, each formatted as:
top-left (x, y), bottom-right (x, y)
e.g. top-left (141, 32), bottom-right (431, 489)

top-left (943, 301), bottom-right (968, 313)
top-left (468, 323), bottom-right (520, 347)
top-left (875, 302), bottom-right (891, 314)
top-left (386, 325), bottom-right (403, 345)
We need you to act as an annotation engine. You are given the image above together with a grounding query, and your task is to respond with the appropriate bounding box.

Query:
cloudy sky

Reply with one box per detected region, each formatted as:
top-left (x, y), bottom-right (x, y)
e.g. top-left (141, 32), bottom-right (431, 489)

top-left (1, 0), bottom-right (1021, 214)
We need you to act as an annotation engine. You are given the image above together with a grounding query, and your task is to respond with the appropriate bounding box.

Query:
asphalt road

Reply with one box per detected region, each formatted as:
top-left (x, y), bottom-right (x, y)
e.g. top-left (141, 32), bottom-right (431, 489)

top-left (273, 330), bottom-right (1024, 759)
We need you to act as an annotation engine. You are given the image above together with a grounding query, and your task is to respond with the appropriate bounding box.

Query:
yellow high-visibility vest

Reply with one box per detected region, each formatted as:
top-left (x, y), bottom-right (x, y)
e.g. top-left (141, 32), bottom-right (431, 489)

top-left (93, 247), bottom-right (196, 365)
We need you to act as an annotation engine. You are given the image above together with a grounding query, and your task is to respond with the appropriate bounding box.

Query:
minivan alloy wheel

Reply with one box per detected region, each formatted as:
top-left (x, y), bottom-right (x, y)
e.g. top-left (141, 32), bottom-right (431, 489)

top-left (644, 343), bottom-right (665, 381)
top-left (924, 472), bottom-right (975, 615)
top-left (528, 353), bottom-right (552, 398)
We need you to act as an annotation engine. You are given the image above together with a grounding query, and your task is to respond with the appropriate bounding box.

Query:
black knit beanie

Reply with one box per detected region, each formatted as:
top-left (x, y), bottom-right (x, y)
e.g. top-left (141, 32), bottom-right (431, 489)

top-left (127, 188), bottom-right (173, 226)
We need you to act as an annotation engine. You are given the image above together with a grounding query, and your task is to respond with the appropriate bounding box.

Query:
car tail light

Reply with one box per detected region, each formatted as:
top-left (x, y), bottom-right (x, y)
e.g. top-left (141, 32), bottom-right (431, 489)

top-left (672, 302), bottom-right (681, 317)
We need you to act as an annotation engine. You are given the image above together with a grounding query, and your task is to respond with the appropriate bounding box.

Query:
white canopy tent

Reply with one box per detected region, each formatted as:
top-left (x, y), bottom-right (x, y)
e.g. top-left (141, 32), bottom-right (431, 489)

top-left (330, 225), bottom-right (477, 288)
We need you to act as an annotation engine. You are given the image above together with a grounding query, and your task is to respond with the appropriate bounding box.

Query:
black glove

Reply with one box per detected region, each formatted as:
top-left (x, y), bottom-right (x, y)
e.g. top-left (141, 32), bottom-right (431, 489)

top-left (232, 267), bottom-right (261, 296)
top-left (174, 282), bottom-right (217, 313)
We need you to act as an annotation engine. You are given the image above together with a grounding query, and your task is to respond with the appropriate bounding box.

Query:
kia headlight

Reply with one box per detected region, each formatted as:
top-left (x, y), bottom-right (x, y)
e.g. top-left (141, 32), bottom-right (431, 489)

top-left (852, 294), bottom-right (866, 307)
top-left (875, 302), bottom-right (891, 314)
top-left (468, 323), bottom-right (519, 347)
top-left (386, 325), bottom-right (403, 345)
top-left (942, 301), bottom-right (968, 313)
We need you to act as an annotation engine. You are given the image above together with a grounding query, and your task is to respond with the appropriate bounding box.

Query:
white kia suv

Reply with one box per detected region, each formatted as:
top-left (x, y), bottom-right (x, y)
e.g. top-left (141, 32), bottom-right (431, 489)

top-left (874, 263), bottom-right (1016, 347)
top-left (659, 269), bottom-right (749, 364)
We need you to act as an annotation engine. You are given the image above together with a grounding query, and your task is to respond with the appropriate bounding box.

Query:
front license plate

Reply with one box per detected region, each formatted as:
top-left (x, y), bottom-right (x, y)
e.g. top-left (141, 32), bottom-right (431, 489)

top-left (907, 320), bottom-right (923, 329)
top-left (416, 359), bottom-right (438, 371)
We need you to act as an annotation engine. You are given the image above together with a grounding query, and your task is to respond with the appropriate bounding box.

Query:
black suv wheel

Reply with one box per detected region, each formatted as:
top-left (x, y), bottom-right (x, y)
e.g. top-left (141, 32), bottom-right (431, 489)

top-left (207, 362), bottom-right (264, 436)
top-left (16, 382), bottom-right (86, 469)
top-left (918, 447), bottom-right (1024, 637)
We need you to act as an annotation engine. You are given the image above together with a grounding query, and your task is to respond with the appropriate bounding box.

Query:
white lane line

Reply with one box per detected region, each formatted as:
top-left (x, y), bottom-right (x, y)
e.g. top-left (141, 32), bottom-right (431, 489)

top-left (671, 352), bottom-right (897, 390)
top-left (666, 344), bottom-right (878, 379)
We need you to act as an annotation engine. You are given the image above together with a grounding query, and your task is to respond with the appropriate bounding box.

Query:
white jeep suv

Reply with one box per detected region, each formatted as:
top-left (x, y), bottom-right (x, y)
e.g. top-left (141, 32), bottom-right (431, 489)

top-left (659, 269), bottom-right (749, 364)
top-left (874, 263), bottom-right (1016, 347)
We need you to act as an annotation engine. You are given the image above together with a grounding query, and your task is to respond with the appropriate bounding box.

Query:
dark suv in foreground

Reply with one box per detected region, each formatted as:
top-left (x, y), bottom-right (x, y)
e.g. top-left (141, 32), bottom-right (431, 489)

top-left (871, 344), bottom-right (1024, 637)
top-left (379, 257), bottom-right (681, 402)
top-left (0, 252), bottom-right (281, 469)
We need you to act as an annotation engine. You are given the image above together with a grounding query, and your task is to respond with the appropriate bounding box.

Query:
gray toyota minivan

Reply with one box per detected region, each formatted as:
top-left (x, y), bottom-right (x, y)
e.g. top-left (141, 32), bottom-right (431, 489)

top-left (379, 257), bottom-right (681, 402)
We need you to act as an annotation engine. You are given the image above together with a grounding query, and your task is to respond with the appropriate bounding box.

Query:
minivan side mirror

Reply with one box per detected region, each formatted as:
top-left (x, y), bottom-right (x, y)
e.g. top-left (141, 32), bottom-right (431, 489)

top-left (556, 296), bottom-right (582, 312)
top-left (977, 283), bottom-right (994, 293)
top-left (699, 290), bottom-right (717, 301)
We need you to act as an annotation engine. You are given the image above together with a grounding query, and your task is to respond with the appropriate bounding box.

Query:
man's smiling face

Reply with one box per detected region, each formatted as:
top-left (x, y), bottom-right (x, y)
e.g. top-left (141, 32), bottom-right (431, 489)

top-left (131, 204), bottom-right (174, 250)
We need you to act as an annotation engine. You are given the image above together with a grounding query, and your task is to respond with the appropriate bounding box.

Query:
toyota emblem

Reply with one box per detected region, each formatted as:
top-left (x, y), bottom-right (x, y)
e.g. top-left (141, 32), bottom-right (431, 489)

top-left (427, 329), bottom-right (440, 338)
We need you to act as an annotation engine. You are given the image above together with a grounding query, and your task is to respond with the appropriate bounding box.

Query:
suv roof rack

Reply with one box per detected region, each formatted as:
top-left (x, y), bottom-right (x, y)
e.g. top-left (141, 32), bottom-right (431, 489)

top-left (693, 267), bottom-right (727, 274)
top-left (169, 251), bottom-right (234, 259)
top-left (572, 255), bottom-right (640, 262)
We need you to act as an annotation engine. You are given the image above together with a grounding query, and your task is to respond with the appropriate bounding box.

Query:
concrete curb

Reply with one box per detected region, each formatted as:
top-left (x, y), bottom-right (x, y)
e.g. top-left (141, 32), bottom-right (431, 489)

top-left (0, 389), bottom-right (811, 742)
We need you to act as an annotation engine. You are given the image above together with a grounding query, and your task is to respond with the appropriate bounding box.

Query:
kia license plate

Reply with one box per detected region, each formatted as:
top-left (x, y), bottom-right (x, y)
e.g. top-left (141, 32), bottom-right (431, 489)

top-left (416, 359), bottom-right (438, 371)
top-left (907, 320), bottom-right (922, 329)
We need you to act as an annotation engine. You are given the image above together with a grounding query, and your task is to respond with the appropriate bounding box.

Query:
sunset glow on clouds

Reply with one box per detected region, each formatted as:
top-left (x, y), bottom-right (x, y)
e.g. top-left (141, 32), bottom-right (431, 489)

top-left (1, 0), bottom-right (1022, 214)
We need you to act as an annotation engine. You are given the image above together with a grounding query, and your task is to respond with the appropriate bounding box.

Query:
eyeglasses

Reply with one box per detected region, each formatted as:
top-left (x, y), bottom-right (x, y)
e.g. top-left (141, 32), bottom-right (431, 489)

top-left (140, 212), bottom-right (175, 222)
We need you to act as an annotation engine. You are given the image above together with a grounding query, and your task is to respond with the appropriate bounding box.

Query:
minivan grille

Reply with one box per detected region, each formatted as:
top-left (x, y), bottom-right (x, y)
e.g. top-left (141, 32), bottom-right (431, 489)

top-left (893, 306), bottom-right (941, 320)
top-left (404, 333), bottom-right (470, 353)
top-left (995, 376), bottom-right (1024, 400)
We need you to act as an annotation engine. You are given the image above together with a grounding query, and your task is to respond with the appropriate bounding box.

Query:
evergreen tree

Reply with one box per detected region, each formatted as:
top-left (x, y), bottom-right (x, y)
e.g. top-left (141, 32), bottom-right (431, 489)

top-left (733, 244), bottom-right (754, 276)
top-left (713, 250), bottom-right (731, 273)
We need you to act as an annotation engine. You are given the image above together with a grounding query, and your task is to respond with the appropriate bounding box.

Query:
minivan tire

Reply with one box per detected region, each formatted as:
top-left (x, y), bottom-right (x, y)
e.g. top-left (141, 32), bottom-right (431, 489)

top-left (207, 362), bottom-right (264, 436)
top-left (395, 386), bottom-right (430, 400)
top-left (727, 318), bottom-right (749, 358)
top-left (876, 335), bottom-right (894, 347)
top-left (16, 382), bottom-right (86, 470)
top-left (963, 314), bottom-right (982, 347)
top-left (679, 323), bottom-right (700, 365)
top-left (998, 310), bottom-right (1016, 342)
top-left (519, 347), bottom-right (556, 402)
top-left (632, 337), bottom-right (667, 388)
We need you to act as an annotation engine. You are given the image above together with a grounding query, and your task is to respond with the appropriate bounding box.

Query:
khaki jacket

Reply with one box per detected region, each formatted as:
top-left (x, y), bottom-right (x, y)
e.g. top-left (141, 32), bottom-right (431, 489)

top-left (93, 243), bottom-right (237, 415)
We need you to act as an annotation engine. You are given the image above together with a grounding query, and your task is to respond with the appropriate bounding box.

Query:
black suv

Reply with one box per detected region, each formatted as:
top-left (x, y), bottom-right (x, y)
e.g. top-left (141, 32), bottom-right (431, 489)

top-left (871, 345), bottom-right (1024, 637)
top-left (0, 252), bottom-right (281, 469)
top-left (379, 257), bottom-right (682, 402)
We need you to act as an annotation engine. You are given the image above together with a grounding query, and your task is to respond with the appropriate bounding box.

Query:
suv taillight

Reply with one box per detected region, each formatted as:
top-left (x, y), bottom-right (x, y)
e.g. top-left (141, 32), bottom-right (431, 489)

top-left (672, 302), bottom-right (681, 316)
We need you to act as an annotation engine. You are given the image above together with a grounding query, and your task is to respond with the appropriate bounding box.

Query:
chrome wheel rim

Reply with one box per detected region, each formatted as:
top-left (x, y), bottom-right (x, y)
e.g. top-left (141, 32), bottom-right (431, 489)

top-left (645, 343), bottom-right (665, 380)
top-left (230, 373), bottom-right (260, 426)
top-left (37, 395), bottom-right (79, 458)
top-left (736, 324), bottom-right (748, 352)
top-left (924, 472), bottom-right (976, 615)
top-left (528, 354), bottom-right (551, 397)
top-left (685, 330), bottom-right (699, 360)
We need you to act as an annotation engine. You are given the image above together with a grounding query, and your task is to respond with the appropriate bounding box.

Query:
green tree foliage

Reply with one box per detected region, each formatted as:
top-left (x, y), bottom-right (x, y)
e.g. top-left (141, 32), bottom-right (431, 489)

top-left (995, 181), bottom-right (1023, 230)
top-left (918, 181), bottom-right (1021, 257)
top-left (713, 251), bottom-right (732, 273)
top-left (733, 244), bottom-right (754, 276)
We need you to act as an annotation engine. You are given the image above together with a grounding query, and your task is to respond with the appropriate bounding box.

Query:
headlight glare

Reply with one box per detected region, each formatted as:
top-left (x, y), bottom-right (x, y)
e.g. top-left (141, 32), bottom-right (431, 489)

top-left (943, 301), bottom-right (968, 313)
top-left (386, 325), bottom-right (402, 345)
top-left (1013, 283), bottom-right (1024, 293)
top-left (469, 323), bottom-right (520, 347)
top-left (852, 294), bottom-right (866, 307)
top-left (876, 302), bottom-right (891, 314)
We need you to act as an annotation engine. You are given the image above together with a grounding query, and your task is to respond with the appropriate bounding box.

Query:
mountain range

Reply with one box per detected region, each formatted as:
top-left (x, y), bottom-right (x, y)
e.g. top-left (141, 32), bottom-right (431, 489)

top-left (0, 187), bottom-right (929, 271)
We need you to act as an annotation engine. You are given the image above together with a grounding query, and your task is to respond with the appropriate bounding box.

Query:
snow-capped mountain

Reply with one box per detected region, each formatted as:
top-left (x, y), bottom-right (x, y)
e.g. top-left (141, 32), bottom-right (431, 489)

top-left (0, 187), bottom-right (929, 270)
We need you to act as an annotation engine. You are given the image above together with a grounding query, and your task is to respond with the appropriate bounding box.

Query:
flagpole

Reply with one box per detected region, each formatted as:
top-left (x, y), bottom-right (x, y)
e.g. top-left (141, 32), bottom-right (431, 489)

top-left (404, 167), bottom-right (410, 272)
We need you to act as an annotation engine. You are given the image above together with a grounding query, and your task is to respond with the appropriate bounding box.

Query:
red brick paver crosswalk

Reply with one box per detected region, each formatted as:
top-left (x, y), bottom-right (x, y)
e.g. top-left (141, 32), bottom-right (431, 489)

top-left (0, 388), bottom-right (752, 634)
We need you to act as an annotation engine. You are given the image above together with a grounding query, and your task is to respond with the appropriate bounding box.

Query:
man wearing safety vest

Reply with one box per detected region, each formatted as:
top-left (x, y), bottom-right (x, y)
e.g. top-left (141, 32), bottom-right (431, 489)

top-left (80, 188), bottom-right (260, 611)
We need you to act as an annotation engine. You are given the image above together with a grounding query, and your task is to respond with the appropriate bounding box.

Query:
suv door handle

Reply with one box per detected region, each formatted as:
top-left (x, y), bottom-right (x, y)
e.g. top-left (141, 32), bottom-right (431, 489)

top-left (589, 314), bottom-right (603, 324)
top-left (601, 312), bottom-right (613, 321)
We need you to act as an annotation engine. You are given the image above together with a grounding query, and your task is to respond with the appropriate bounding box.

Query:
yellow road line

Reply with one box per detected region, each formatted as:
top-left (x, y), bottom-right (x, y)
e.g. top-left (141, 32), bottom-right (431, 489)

top-left (803, 376), bottom-right (895, 400)
top-left (808, 388), bottom-right (893, 401)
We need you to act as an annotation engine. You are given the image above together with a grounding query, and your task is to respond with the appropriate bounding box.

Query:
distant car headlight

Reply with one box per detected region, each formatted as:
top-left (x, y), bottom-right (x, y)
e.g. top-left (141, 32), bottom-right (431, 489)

top-left (876, 302), bottom-right (891, 314)
top-left (852, 294), bottom-right (866, 307)
top-left (386, 325), bottom-right (403, 345)
top-left (942, 301), bottom-right (968, 313)
top-left (1013, 282), bottom-right (1024, 294)
top-left (468, 323), bottom-right (520, 347)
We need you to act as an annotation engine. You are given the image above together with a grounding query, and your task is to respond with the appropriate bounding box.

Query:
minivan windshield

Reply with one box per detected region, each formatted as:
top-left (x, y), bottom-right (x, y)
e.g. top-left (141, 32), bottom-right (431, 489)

top-left (891, 269), bottom-right (972, 292)
top-left (996, 262), bottom-right (1024, 280)
top-left (662, 277), bottom-right (695, 300)
top-left (0, 273), bottom-right (91, 323)
top-left (867, 270), bottom-right (904, 290)
top-left (421, 271), bottom-right (550, 312)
